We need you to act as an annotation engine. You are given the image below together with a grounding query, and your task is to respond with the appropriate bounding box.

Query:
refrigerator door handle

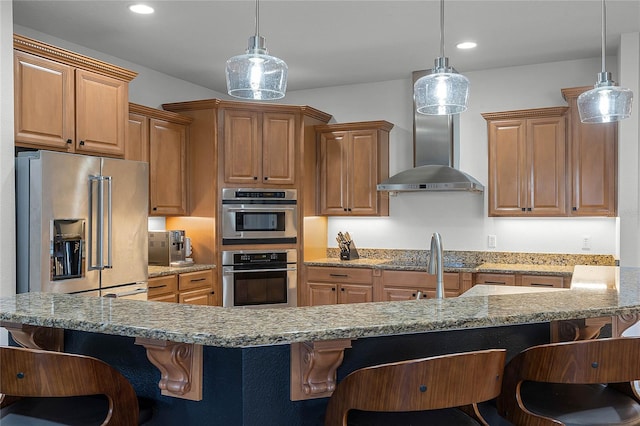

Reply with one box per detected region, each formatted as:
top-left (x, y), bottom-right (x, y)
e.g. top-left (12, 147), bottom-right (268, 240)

top-left (88, 175), bottom-right (112, 271)
top-left (105, 176), bottom-right (113, 269)
top-left (87, 175), bottom-right (96, 270)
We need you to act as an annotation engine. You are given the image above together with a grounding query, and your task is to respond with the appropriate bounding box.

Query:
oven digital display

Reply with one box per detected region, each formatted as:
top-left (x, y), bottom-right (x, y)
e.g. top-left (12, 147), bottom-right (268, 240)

top-left (235, 212), bottom-right (285, 232)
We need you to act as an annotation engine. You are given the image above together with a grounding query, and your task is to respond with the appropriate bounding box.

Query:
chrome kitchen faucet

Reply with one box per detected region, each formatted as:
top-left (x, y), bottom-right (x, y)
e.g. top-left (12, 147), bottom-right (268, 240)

top-left (428, 232), bottom-right (444, 299)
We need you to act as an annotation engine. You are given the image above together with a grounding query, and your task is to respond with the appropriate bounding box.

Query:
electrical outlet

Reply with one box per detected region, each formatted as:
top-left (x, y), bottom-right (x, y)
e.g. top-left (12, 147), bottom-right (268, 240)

top-left (582, 235), bottom-right (591, 250)
top-left (488, 234), bottom-right (497, 249)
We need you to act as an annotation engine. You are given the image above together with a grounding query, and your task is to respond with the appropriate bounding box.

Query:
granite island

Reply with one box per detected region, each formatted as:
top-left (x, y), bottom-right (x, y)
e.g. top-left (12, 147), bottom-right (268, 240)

top-left (1, 267), bottom-right (640, 425)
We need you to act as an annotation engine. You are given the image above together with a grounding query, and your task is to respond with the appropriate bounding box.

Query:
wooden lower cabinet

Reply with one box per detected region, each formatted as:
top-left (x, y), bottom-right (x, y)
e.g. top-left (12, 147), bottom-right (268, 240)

top-left (474, 272), bottom-right (569, 288)
top-left (148, 269), bottom-right (218, 305)
top-left (306, 266), bottom-right (373, 306)
top-left (381, 270), bottom-right (462, 300)
top-left (148, 275), bottom-right (179, 303)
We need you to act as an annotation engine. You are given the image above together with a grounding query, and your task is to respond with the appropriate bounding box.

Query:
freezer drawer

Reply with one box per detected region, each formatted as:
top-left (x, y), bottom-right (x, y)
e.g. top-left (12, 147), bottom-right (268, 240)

top-left (101, 282), bottom-right (148, 300)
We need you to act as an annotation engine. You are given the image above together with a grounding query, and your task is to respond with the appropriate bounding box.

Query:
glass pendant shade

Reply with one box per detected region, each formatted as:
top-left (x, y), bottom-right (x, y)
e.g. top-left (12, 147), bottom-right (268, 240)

top-left (576, 0), bottom-right (633, 123)
top-left (415, 57), bottom-right (469, 115)
top-left (578, 76), bottom-right (633, 124)
top-left (226, 35), bottom-right (287, 100)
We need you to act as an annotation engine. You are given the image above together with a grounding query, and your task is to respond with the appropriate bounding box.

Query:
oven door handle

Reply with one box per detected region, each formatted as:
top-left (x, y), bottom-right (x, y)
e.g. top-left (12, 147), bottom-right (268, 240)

top-left (223, 267), bottom-right (297, 274)
top-left (226, 207), bottom-right (296, 212)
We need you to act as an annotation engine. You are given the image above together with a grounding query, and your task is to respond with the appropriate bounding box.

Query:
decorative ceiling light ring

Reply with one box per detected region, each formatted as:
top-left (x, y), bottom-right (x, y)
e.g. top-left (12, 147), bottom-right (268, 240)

top-left (414, 0), bottom-right (469, 115)
top-left (225, 0), bottom-right (288, 100)
top-left (577, 0), bottom-right (633, 123)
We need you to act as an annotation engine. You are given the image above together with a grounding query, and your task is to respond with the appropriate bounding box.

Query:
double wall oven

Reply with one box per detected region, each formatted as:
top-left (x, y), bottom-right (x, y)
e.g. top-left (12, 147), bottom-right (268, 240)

top-left (221, 188), bottom-right (298, 308)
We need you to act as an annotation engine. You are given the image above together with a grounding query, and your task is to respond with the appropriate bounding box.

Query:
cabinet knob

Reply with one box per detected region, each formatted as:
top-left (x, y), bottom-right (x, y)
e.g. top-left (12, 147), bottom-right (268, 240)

top-left (331, 287), bottom-right (336, 291)
top-left (343, 208), bottom-right (347, 212)
top-left (152, 207), bottom-right (157, 211)
top-left (348, 208), bottom-right (352, 212)
top-left (264, 177), bottom-right (268, 180)
top-left (572, 207), bottom-right (577, 211)
top-left (79, 140), bottom-right (85, 146)
top-left (521, 208), bottom-right (526, 212)
top-left (66, 139), bottom-right (72, 145)
top-left (340, 288), bottom-right (345, 292)
top-left (527, 208), bottom-right (532, 212)
top-left (253, 176), bottom-right (258, 180)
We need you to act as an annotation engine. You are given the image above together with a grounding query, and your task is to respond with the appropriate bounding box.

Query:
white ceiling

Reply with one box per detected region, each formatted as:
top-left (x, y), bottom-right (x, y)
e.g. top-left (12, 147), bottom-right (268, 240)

top-left (11, 0), bottom-right (640, 94)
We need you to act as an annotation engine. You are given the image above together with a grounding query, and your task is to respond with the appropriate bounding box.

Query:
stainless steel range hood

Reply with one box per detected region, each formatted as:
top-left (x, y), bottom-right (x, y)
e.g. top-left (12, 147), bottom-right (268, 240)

top-left (377, 71), bottom-right (484, 193)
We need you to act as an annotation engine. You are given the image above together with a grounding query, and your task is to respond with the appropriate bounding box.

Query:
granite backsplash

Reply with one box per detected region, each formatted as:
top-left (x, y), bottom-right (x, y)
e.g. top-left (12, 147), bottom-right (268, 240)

top-left (324, 248), bottom-right (616, 267)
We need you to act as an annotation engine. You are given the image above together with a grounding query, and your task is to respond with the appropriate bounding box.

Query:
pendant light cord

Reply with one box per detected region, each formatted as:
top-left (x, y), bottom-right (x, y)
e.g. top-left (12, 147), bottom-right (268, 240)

top-left (439, 0), bottom-right (445, 58)
top-left (254, 0), bottom-right (260, 37)
top-left (600, 0), bottom-right (606, 74)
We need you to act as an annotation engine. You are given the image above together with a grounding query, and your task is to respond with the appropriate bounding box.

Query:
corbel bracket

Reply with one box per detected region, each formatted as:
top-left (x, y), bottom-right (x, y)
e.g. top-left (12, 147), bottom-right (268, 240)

top-left (135, 338), bottom-right (203, 401)
top-left (290, 339), bottom-right (353, 401)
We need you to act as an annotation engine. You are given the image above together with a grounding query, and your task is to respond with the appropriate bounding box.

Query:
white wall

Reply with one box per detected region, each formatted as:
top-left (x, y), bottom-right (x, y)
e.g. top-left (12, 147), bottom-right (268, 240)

top-left (1, 1), bottom-right (15, 344)
top-left (618, 32), bottom-right (640, 266)
top-left (13, 25), bottom-right (226, 108)
top-left (284, 57), bottom-right (633, 255)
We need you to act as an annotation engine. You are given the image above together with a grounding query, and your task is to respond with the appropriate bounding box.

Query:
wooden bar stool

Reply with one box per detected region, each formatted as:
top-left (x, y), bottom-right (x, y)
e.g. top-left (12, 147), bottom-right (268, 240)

top-left (324, 348), bottom-right (507, 426)
top-left (498, 337), bottom-right (640, 426)
top-left (0, 346), bottom-right (152, 425)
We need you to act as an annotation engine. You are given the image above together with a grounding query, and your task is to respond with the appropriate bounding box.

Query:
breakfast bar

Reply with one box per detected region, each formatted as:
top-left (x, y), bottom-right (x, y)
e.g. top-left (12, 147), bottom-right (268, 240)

top-left (2, 267), bottom-right (640, 425)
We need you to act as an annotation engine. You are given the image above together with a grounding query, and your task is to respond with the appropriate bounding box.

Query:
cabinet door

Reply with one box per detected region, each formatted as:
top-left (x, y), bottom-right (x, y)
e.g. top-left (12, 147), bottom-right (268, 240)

top-left (262, 112), bottom-right (296, 185)
top-left (527, 117), bottom-right (566, 215)
top-left (318, 131), bottom-right (348, 215)
top-left (126, 113), bottom-right (149, 162)
top-left (382, 287), bottom-right (426, 301)
top-left (223, 110), bottom-right (261, 184)
top-left (567, 102), bottom-right (617, 216)
top-left (338, 284), bottom-right (373, 304)
top-left (149, 118), bottom-right (188, 215)
top-left (349, 130), bottom-right (379, 215)
top-left (13, 51), bottom-right (74, 151)
top-left (488, 120), bottom-right (527, 216)
top-left (307, 282), bottom-right (338, 306)
top-left (75, 69), bottom-right (127, 157)
top-left (179, 288), bottom-right (212, 305)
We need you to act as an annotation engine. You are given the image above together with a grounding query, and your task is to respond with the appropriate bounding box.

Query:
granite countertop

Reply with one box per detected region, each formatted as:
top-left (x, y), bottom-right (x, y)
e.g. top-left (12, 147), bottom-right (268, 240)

top-left (148, 264), bottom-right (216, 278)
top-left (2, 267), bottom-right (640, 349)
top-left (305, 258), bottom-right (570, 275)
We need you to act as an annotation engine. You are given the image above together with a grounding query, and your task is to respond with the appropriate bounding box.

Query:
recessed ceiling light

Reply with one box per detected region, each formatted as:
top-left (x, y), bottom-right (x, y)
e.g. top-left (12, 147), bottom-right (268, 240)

top-left (456, 41), bottom-right (477, 50)
top-left (129, 4), bottom-right (154, 14)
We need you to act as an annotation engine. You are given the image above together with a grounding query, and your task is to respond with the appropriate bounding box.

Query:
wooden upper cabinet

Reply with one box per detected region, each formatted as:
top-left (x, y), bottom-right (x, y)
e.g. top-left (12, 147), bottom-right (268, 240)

top-left (223, 109), bottom-right (296, 185)
top-left (74, 70), bottom-right (128, 157)
top-left (483, 107), bottom-right (568, 217)
top-left (13, 51), bottom-right (74, 150)
top-left (128, 103), bottom-right (192, 216)
top-left (13, 35), bottom-right (136, 157)
top-left (149, 118), bottom-right (188, 215)
top-left (562, 87), bottom-right (617, 217)
top-left (316, 121), bottom-right (393, 216)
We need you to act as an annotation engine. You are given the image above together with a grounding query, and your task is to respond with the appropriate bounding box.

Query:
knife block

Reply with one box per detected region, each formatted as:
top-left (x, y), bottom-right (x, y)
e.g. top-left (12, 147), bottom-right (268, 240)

top-left (340, 242), bottom-right (360, 261)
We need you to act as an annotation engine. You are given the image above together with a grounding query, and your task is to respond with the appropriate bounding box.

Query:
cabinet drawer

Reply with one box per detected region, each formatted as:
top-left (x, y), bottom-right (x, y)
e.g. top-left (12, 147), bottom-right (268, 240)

top-left (179, 288), bottom-right (212, 305)
top-left (475, 273), bottom-right (516, 286)
top-left (521, 274), bottom-right (565, 288)
top-left (382, 270), bottom-right (460, 291)
top-left (150, 293), bottom-right (179, 303)
top-left (306, 266), bottom-right (372, 284)
top-left (179, 269), bottom-right (214, 291)
top-left (148, 275), bottom-right (178, 297)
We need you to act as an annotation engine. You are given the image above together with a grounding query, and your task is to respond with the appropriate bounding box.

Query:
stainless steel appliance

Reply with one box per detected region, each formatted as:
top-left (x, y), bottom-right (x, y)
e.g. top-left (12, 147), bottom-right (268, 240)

top-left (16, 151), bottom-right (149, 298)
top-left (148, 230), bottom-right (192, 266)
top-left (221, 188), bottom-right (297, 245)
top-left (222, 249), bottom-right (297, 308)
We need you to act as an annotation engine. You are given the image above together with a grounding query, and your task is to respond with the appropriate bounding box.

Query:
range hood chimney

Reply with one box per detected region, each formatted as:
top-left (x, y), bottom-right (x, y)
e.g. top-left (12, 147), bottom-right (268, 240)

top-left (377, 71), bottom-right (484, 193)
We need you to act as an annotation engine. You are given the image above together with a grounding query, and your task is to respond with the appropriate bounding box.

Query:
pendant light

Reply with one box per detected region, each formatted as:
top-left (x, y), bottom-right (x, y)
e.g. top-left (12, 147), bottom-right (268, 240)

top-left (225, 0), bottom-right (287, 100)
top-left (414, 0), bottom-right (469, 115)
top-left (577, 0), bottom-right (633, 123)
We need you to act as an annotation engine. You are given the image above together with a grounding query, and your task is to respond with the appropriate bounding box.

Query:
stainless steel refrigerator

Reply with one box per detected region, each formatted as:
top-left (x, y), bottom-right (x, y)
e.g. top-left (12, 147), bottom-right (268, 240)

top-left (16, 151), bottom-right (149, 299)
